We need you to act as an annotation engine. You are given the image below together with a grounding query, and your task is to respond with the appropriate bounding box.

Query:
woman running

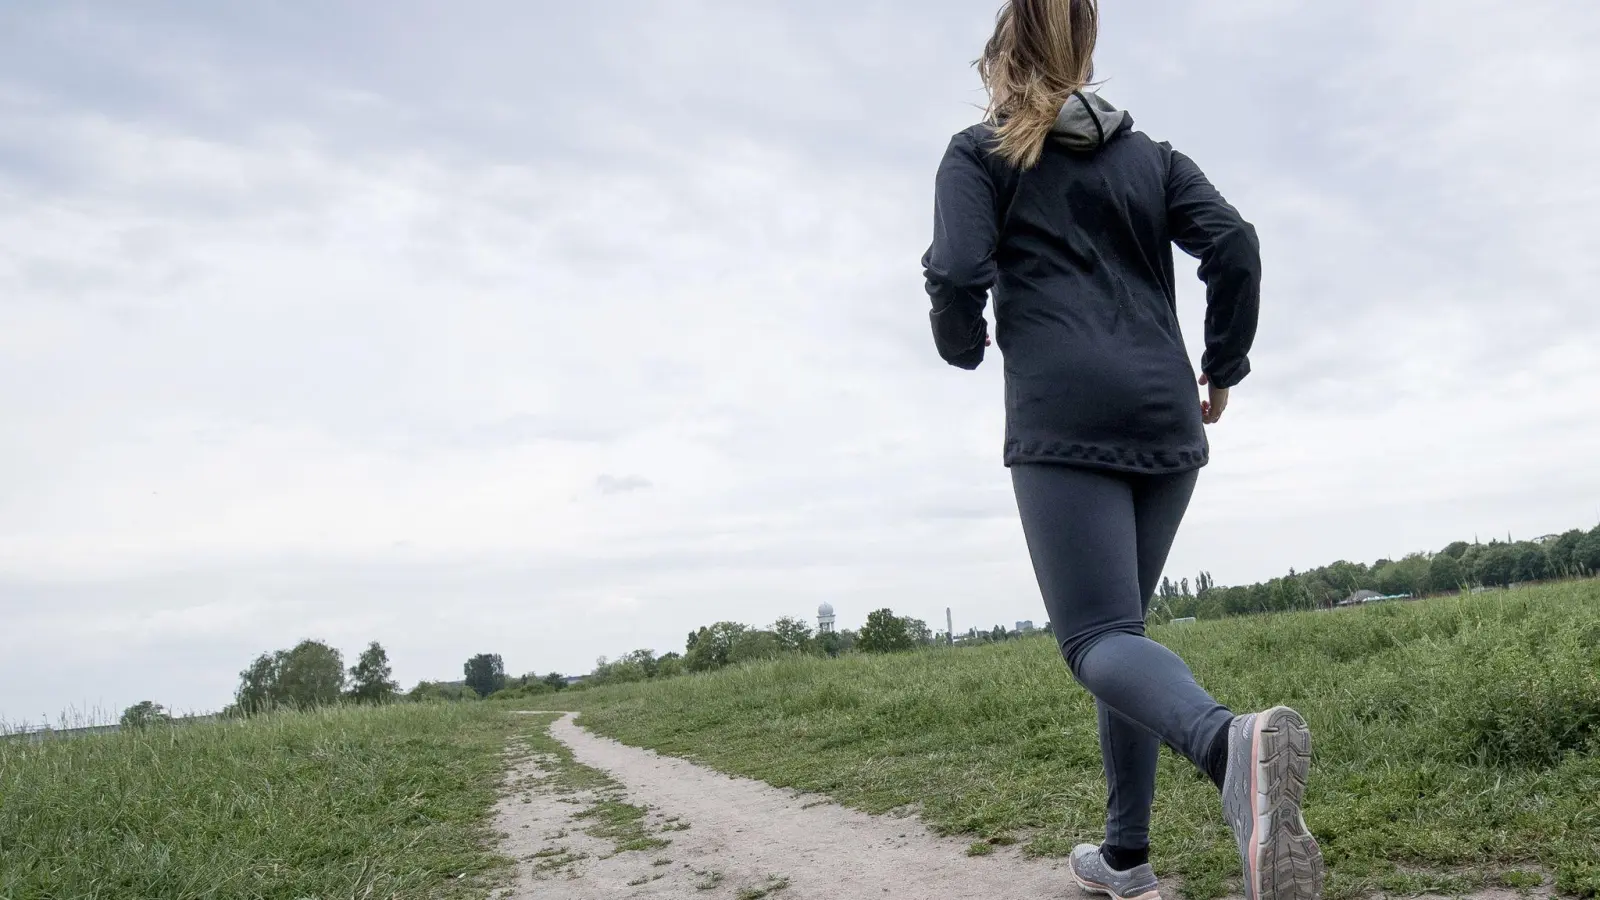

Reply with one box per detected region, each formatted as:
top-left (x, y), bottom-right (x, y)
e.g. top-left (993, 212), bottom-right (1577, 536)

top-left (921, 3), bottom-right (1323, 900)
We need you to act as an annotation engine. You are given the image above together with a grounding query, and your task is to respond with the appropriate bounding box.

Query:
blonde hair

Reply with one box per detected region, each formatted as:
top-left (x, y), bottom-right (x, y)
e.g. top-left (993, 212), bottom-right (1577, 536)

top-left (976, 0), bottom-right (1100, 169)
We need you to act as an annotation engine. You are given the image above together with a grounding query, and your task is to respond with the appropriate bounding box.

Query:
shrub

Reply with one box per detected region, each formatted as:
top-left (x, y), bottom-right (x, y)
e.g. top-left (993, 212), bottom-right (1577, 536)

top-left (488, 681), bottom-right (553, 701)
top-left (119, 701), bottom-right (171, 729)
top-left (405, 681), bottom-right (479, 703)
top-left (1444, 621), bottom-right (1600, 767)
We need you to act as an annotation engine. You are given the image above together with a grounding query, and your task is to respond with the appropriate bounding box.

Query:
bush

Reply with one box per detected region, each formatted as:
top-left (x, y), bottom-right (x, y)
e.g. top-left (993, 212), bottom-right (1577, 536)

top-left (685, 622), bottom-right (749, 672)
top-left (1445, 625), bottom-right (1600, 767)
top-left (119, 701), bottom-right (171, 730)
top-left (488, 681), bottom-right (553, 701)
top-left (589, 654), bottom-right (653, 686)
top-left (405, 681), bottom-right (479, 703)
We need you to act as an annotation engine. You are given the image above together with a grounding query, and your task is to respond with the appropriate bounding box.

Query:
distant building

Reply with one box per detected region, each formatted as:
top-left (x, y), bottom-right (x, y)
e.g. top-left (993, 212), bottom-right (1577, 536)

top-left (1015, 620), bottom-right (1035, 633)
top-left (1338, 589), bottom-right (1382, 607)
top-left (817, 602), bottom-right (836, 634)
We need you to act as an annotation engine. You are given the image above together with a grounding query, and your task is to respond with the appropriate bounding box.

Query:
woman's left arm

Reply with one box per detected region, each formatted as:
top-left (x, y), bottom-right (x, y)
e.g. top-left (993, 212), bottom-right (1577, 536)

top-left (921, 131), bottom-right (999, 370)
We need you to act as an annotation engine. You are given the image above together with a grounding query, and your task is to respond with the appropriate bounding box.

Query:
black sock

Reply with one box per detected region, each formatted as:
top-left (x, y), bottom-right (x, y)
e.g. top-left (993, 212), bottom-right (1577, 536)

top-left (1204, 721), bottom-right (1231, 789)
top-left (1100, 843), bottom-right (1150, 871)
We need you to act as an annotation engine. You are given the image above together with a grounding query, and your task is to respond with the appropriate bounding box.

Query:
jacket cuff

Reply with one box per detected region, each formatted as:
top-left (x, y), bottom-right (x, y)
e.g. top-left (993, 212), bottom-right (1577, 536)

top-left (1205, 357), bottom-right (1250, 389)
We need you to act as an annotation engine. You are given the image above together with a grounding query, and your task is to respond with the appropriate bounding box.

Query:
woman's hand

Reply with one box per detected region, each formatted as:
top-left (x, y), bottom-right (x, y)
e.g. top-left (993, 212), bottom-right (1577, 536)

top-left (1199, 373), bottom-right (1228, 425)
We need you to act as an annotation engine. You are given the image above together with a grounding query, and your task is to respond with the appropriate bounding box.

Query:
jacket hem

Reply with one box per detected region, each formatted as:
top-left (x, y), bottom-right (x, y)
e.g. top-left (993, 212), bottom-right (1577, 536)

top-left (1003, 440), bottom-right (1209, 473)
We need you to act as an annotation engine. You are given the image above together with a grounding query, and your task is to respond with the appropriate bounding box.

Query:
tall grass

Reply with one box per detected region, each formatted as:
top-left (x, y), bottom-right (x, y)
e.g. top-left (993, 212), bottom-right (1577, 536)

top-left (560, 583), bottom-right (1600, 899)
top-left (0, 702), bottom-right (519, 899)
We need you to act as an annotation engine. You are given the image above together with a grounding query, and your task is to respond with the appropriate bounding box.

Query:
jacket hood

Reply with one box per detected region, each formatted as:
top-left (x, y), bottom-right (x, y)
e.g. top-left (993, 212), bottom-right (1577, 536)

top-left (1052, 91), bottom-right (1131, 151)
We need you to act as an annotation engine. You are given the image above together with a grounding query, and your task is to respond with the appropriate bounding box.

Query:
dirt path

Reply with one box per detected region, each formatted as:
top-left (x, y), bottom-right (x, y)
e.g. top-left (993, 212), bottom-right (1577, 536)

top-left (491, 713), bottom-right (1566, 900)
top-left (493, 711), bottom-right (1081, 900)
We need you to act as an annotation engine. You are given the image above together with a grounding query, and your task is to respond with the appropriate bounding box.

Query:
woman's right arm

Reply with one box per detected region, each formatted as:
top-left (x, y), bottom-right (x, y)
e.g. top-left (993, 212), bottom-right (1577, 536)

top-left (922, 131), bottom-right (999, 371)
top-left (1165, 148), bottom-right (1261, 391)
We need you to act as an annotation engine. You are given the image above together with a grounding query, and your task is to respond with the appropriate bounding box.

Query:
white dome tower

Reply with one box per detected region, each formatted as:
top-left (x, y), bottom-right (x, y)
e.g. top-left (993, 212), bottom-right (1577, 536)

top-left (817, 602), bottom-right (836, 634)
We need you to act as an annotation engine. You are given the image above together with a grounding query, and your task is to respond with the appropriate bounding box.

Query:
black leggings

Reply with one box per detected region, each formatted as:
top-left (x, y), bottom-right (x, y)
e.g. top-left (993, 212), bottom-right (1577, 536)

top-left (1011, 463), bottom-right (1233, 849)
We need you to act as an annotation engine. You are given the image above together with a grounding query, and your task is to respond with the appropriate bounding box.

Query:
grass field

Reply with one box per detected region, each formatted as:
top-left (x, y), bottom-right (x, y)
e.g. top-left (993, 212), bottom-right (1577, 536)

top-left (3, 585), bottom-right (1596, 899)
top-left (560, 583), bottom-right (1600, 899)
top-left (0, 702), bottom-right (522, 900)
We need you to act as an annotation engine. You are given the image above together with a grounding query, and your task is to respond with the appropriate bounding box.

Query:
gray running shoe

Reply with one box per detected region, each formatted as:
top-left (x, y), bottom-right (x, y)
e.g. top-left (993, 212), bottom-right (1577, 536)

top-left (1070, 844), bottom-right (1162, 900)
top-left (1221, 707), bottom-right (1324, 900)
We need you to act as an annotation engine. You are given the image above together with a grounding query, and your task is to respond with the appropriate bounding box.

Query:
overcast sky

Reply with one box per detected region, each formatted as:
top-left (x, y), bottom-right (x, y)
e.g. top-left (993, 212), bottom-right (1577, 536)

top-left (3, 0), bottom-right (1598, 724)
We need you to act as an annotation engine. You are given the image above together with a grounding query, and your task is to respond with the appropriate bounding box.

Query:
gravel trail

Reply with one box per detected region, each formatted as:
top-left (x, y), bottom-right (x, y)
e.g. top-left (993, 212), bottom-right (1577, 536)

top-left (494, 711), bottom-right (1079, 900)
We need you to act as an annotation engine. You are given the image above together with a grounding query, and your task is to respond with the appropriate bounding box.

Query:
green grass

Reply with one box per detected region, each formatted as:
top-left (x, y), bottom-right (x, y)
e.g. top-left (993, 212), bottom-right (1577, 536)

top-left (557, 582), bottom-right (1600, 899)
top-left (0, 702), bottom-right (521, 899)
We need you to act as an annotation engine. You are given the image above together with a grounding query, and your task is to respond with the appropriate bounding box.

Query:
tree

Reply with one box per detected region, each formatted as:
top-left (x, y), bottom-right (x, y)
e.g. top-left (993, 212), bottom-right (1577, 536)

top-left (1269, 574), bottom-right (1315, 611)
top-left (1574, 531), bottom-right (1600, 575)
top-left (464, 653), bottom-right (507, 697)
top-left (770, 616), bottom-right (814, 653)
top-left (858, 608), bottom-right (915, 653)
top-left (346, 642), bottom-right (399, 704)
top-left (1474, 543), bottom-right (1517, 588)
top-left (1322, 560), bottom-right (1373, 595)
top-left (235, 639), bottom-right (346, 713)
top-left (540, 672), bottom-right (568, 691)
top-left (655, 653), bottom-right (685, 679)
top-left (236, 652), bottom-right (281, 714)
top-left (1547, 529), bottom-right (1586, 576)
top-left (816, 630), bottom-right (844, 658)
top-left (276, 640), bottom-right (346, 707)
top-left (685, 622), bottom-right (749, 672)
top-left (1511, 543), bottom-right (1550, 584)
top-left (120, 701), bottom-right (171, 729)
top-left (904, 618), bottom-right (934, 646)
top-left (591, 649), bottom-right (664, 685)
top-left (1373, 554), bottom-right (1429, 597)
top-left (1440, 541), bottom-right (1471, 560)
top-left (624, 649), bottom-right (660, 678)
top-left (728, 630), bottom-right (783, 665)
top-left (1428, 553), bottom-right (1465, 592)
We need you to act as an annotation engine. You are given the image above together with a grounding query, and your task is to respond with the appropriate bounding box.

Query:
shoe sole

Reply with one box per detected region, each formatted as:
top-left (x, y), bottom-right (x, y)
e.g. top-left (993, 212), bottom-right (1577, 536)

top-left (1070, 869), bottom-right (1161, 900)
top-left (1246, 707), bottom-right (1324, 900)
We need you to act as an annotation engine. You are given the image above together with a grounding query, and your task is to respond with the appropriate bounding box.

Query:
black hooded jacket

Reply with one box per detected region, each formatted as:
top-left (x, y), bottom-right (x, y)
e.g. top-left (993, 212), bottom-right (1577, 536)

top-left (922, 92), bottom-right (1260, 473)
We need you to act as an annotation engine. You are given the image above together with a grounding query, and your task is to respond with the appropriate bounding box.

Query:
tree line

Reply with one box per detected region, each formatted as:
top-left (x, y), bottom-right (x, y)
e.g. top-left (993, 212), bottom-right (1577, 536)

top-left (571, 608), bottom-right (1040, 689)
top-left (1151, 523), bottom-right (1600, 622)
top-left (116, 642), bottom-right (582, 724)
top-left (570, 522), bottom-right (1600, 691)
top-left (115, 520), bottom-right (1600, 725)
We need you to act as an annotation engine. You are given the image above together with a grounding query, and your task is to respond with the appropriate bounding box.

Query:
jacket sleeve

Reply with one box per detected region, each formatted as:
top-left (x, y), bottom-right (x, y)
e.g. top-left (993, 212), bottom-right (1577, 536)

top-left (921, 132), bottom-right (998, 370)
top-left (1166, 148), bottom-right (1261, 389)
